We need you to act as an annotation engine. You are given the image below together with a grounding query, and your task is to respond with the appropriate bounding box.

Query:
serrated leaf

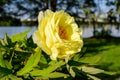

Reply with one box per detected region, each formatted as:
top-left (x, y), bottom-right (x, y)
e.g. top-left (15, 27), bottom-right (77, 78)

top-left (17, 47), bottom-right (41, 75)
top-left (0, 66), bottom-right (12, 79)
top-left (10, 29), bottom-right (31, 42)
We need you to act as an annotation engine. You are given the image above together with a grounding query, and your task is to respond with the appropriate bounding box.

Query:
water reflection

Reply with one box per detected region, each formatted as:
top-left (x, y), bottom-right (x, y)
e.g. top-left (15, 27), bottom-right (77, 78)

top-left (0, 25), bottom-right (120, 38)
top-left (81, 25), bottom-right (120, 38)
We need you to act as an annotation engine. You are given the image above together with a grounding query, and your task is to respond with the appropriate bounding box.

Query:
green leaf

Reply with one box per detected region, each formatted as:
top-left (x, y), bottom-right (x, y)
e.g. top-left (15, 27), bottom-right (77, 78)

top-left (45, 60), bottom-right (65, 73)
top-left (30, 70), bottom-right (68, 78)
top-left (30, 69), bottom-right (44, 76)
top-left (0, 54), bottom-right (12, 69)
top-left (103, 71), bottom-right (116, 75)
top-left (0, 74), bottom-right (22, 80)
top-left (69, 67), bottom-right (75, 77)
top-left (4, 34), bottom-right (12, 46)
top-left (73, 53), bottom-right (81, 61)
top-left (44, 72), bottom-right (68, 78)
top-left (0, 34), bottom-right (11, 46)
top-left (30, 61), bottom-right (65, 77)
top-left (40, 54), bottom-right (48, 64)
top-left (0, 66), bottom-right (12, 79)
top-left (17, 47), bottom-right (41, 76)
top-left (4, 60), bottom-right (13, 69)
top-left (68, 60), bottom-right (87, 66)
top-left (80, 66), bottom-right (104, 74)
top-left (10, 29), bottom-right (31, 42)
top-left (87, 74), bottom-right (101, 80)
top-left (0, 55), bottom-right (6, 67)
top-left (8, 75), bottom-right (22, 80)
top-left (38, 54), bottom-right (48, 69)
top-left (0, 39), bottom-right (6, 46)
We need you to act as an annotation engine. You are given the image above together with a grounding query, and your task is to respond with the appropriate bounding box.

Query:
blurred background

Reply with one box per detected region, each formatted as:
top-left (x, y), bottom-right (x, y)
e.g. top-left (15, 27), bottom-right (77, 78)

top-left (0, 0), bottom-right (120, 38)
top-left (0, 0), bottom-right (120, 79)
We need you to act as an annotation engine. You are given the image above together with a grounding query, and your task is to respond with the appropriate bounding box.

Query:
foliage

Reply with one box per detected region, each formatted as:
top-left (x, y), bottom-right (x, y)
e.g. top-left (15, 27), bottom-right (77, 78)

top-left (0, 29), bottom-right (116, 80)
top-left (21, 20), bottom-right (38, 26)
top-left (0, 0), bottom-right (94, 19)
top-left (0, 15), bottom-right (21, 26)
top-left (0, 0), bottom-right (7, 6)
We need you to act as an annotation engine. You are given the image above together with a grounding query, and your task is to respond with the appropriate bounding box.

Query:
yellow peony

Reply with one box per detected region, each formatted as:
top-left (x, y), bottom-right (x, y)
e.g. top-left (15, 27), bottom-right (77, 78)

top-left (33, 10), bottom-right (83, 60)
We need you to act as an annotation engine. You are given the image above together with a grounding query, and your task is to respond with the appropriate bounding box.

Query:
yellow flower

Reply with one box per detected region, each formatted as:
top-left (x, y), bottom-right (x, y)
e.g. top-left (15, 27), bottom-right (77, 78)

top-left (33, 10), bottom-right (83, 60)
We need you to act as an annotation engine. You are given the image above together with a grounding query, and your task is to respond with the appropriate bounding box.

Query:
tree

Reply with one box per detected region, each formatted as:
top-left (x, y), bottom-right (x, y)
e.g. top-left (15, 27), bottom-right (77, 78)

top-left (82, 0), bottom-right (97, 37)
top-left (2, 0), bottom-right (84, 20)
top-left (0, 0), bottom-right (7, 15)
top-left (106, 0), bottom-right (120, 22)
top-left (0, 0), bottom-right (7, 5)
top-left (116, 0), bottom-right (120, 23)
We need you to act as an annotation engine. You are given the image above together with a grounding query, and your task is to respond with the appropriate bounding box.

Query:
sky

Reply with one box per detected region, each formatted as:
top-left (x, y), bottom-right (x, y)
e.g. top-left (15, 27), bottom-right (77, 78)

top-left (97, 0), bottom-right (116, 12)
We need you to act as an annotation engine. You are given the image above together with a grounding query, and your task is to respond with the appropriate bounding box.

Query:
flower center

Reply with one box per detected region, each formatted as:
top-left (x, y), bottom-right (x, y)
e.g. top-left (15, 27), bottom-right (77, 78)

top-left (59, 27), bottom-right (68, 40)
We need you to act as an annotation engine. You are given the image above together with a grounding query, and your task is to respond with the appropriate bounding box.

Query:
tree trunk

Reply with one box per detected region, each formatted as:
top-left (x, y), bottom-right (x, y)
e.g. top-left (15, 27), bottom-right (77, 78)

top-left (119, 15), bottom-right (120, 24)
top-left (92, 18), bottom-right (96, 37)
top-left (118, 14), bottom-right (120, 29)
top-left (50, 0), bottom-right (57, 11)
top-left (45, 0), bottom-right (49, 10)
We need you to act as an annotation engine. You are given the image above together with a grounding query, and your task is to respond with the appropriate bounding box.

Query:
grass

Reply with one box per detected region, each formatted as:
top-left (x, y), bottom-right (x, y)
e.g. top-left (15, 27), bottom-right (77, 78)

top-left (79, 38), bottom-right (120, 73)
top-left (78, 38), bottom-right (120, 79)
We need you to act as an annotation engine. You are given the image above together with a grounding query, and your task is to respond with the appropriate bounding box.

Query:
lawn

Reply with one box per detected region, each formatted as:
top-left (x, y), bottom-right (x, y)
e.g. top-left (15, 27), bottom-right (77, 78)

top-left (79, 38), bottom-right (120, 79)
